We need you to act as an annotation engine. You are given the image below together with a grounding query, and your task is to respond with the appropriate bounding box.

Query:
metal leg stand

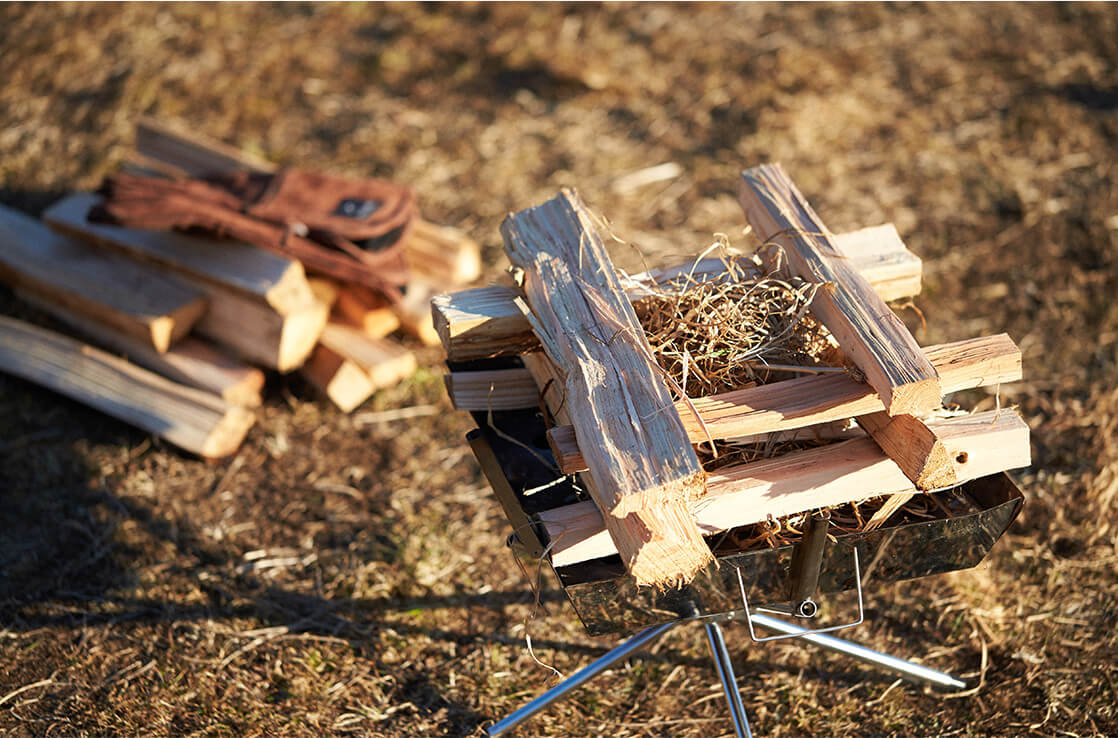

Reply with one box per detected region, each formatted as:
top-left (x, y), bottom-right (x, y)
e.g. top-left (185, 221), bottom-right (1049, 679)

top-left (704, 621), bottom-right (753, 738)
top-left (749, 613), bottom-right (966, 690)
top-left (485, 617), bottom-right (964, 736)
top-left (484, 621), bottom-right (678, 737)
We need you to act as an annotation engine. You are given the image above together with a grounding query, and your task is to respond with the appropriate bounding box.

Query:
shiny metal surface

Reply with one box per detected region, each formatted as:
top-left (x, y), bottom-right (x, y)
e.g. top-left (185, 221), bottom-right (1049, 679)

top-left (749, 613), bottom-right (967, 690)
top-left (483, 622), bottom-right (678, 737)
top-left (705, 621), bottom-right (753, 738)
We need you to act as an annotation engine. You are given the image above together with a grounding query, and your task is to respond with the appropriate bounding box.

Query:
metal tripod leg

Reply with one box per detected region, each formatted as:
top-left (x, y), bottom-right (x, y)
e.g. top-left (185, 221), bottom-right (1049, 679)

top-left (484, 621), bottom-right (678, 737)
top-left (749, 612), bottom-right (966, 690)
top-left (484, 615), bottom-right (964, 737)
top-left (704, 621), bottom-right (753, 738)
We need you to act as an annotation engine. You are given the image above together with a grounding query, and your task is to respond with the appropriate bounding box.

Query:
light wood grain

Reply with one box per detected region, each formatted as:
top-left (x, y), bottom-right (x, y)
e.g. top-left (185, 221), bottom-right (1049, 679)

top-left (540, 409), bottom-right (1030, 568)
top-left (444, 368), bottom-right (539, 411)
top-left (550, 334), bottom-right (1022, 473)
top-left (17, 291), bottom-right (264, 408)
top-left (0, 316), bottom-right (254, 458)
top-left (394, 277), bottom-right (443, 346)
top-left (831, 224), bottom-right (922, 302)
top-left (0, 205), bottom-right (207, 353)
top-left (857, 411), bottom-right (954, 489)
top-left (196, 286), bottom-right (327, 372)
top-left (317, 322), bottom-right (418, 390)
top-left (432, 285), bottom-right (542, 361)
top-left (433, 222), bottom-right (922, 362)
top-left (43, 195), bottom-right (328, 371)
top-left (739, 163), bottom-right (940, 415)
top-left (307, 278), bottom-right (339, 309)
top-left (302, 345), bottom-right (377, 413)
top-left (407, 219), bottom-right (482, 285)
top-left (302, 321), bottom-right (417, 412)
top-left (335, 285), bottom-right (401, 339)
top-left (44, 193), bottom-right (316, 316)
top-left (503, 189), bottom-right (712, 587)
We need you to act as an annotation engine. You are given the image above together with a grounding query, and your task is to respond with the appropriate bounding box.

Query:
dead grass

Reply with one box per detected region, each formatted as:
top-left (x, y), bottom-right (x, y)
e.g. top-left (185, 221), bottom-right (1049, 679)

top-left (1, 3), bottom-right (1117, 737)
top-left (640, 246), bottom-right (837, 397)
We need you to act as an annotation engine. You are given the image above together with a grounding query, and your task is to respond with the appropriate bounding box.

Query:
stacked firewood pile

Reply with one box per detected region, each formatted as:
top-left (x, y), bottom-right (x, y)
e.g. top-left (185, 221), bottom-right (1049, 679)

top-left (0, 119), bottom-right (480, 459)
top-left (435, 164), bottom-right (1030, 588)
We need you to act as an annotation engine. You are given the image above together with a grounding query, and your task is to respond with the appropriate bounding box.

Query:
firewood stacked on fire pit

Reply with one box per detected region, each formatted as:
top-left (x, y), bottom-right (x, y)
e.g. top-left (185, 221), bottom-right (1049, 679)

top-left (434, 164), bottom-right (1030, 588)
top-left (0, 119), bottom-right (480, 457)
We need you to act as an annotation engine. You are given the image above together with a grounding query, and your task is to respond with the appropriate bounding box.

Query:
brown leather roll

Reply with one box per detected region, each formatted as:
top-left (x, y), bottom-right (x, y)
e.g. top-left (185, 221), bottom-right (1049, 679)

top-left (91, 169), bottom-right (417, 300)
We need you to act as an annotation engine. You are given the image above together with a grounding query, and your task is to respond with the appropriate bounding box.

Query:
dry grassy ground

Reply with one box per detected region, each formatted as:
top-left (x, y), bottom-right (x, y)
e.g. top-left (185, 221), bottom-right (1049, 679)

top-left (1, 4), bottom-right (1116, 736)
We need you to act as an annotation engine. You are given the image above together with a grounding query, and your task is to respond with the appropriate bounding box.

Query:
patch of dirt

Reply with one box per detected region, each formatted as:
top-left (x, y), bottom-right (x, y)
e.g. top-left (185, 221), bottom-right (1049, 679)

top-left (1, 4), bottom-right (1116, 736)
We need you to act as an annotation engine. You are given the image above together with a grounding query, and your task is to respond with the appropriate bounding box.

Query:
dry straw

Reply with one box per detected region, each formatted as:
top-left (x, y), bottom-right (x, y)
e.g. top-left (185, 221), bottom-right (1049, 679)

top-left (638, 236), bottom-right (841, 398)
top-left (637, 236), bottom-right (942, 550)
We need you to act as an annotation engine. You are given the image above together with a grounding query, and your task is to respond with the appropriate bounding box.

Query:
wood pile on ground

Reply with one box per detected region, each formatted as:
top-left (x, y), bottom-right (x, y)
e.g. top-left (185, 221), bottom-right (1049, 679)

top-left (0, 118), bottom-right (480, 457)
top-left (435, 164), bottom-right (1030, 588)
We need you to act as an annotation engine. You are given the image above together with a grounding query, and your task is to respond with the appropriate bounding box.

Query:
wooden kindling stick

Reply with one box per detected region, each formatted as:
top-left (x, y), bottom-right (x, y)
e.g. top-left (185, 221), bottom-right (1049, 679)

top-left (738, 163), bottom-right (941, 416)
top-left (502, 189), bottom-right (714, 588)
top-left (539, 409), bottom-right (1031, 568)
top-left (548, 334), bottom-right (1022, 474)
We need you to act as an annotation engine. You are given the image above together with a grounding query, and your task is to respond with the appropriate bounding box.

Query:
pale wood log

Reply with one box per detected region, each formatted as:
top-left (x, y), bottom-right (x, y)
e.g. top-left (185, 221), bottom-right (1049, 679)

top-left (335, 285), bottom-right (401, 339)
top-left (857, 412), bottom-right (954, 489)
top-left (0, 205), bottom-right (207, 353)
top-left (196, 286), bottom-right (328, 372)
top-left (17, 291), bottom-right (264, 407)
top-left (43, 193), bottom-right (316, 316)
top-left (865, 407), bottom-right (1035, 530)
top-left (723, 419), bottom-right (863, 446)
top-left (832, 224), bottom-right (922, 302)
top-left (394, 277), bottom-right (444, 346)
top-left (444, 368), bottom-right (539, 411)
top-left (540, 409), bottom-right (1030, 567)
top-left (318, 322), bottom-right (417, 390)
top-left (739, 163), bottom-right (940, 415)
top-left (0, 316), bottom-right (254, 458)
top-left (550, 334), bottom-right (1022, 474)
top-left (433, 223), bottom-right (922, 362)
top-left (302, 321), bottom-right (417, 412)
top-left (135, 117), bottom-right (480, 288)
top-left (503, 189), bottom-right (712, 587)
top-left (431, 285), bottom-right (542, 361)
top-left (302, 346), bottom-right (377, 413)
top-left (407, 219), bottom-right (482, 285)
top-left (43, 194), bottom-right (328, 371)
top-left (307, 278), bottom-right (339, 309)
